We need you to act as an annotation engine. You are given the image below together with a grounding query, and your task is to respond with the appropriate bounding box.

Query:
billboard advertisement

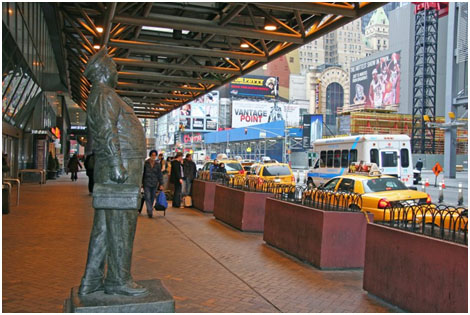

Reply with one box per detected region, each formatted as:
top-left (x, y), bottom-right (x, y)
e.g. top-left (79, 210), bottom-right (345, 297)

top-left (177, 91), bottom-right (219, 132)
top-left (231, 100), bottom-right (300, 128)
top-left (349, 51), bottom-right (401, 112)
top-left (229, 75), bottom-right (279, 99)
top-left (302, 114), bottom-right (323, 149)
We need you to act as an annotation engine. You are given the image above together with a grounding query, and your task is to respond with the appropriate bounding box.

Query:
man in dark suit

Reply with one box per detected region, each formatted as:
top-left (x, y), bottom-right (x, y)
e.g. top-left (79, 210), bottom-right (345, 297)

top-left (170, 152), bottom-right (184, 208)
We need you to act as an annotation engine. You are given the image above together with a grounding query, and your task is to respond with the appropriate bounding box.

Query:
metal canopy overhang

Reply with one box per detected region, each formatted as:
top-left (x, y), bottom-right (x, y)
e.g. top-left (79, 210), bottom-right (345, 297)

top-left (55, 2), bottom-right (385, 118)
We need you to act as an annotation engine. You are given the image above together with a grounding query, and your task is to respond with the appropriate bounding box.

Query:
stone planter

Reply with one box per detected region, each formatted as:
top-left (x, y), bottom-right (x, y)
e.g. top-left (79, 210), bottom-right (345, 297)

top-left (213, 185), bottom-right (273, 232)
top-left (363, 223), bottom-right (467, 313)
top-left (263, 198), bottom-right (372, 269)
top-left (192, 179), bottom-right (216, 213)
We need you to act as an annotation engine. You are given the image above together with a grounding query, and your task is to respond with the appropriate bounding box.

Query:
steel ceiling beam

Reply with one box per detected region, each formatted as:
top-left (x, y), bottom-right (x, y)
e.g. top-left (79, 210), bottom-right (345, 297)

top-left (252, 2), bottom-right (358, 17)
top-left (113, 57), bottom-right (241, 75)
top-left (117, 81), bottom-right (205, 93)
top-left (116, 90), bottom-right (192, 99)
top-left (113, 15), bottom-right (304, 44)
top-left (109, 39), bottom-right (268, 62)
top-left (118, 70), bottom-right (221, 85)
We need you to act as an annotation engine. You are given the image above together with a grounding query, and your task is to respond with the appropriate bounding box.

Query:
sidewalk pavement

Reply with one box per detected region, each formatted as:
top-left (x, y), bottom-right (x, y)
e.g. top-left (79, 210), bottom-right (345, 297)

top-left (2, 173), bottom-right (398, 313)
top-left (419, 170), bottom-right (468, 189)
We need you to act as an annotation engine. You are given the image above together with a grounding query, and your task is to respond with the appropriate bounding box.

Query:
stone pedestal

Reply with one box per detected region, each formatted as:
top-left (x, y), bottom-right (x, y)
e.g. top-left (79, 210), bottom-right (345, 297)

top-left (64, 279), bottom-right (174, 313)
top-left (264, 198), bottom-right (372, 269)
top-left (213, 185), bottom-right (273, 232)
top-left (192, 179), bottom-right (216, 212)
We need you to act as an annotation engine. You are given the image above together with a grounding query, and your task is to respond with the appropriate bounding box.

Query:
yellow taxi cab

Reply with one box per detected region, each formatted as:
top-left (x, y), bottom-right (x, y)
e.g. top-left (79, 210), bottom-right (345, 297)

top-left (247, 163), bottom-right (295, 186)
top-left (314, 163), bottom-right (431, 222)
top-left (429, 207), bottom-right (467, 231)
top-left (201, 159), bottom-right (245, 176)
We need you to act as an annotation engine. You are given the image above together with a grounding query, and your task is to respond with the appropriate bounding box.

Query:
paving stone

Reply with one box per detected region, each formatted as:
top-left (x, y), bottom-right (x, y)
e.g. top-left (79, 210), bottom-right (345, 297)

top-left (3, 173), bottom-right (397, 313)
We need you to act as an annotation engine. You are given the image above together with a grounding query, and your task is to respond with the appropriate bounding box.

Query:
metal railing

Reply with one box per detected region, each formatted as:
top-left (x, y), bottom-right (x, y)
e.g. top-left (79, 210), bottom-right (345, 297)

top-left (272, 186), bottom-right (363, 213)
top-left (376, 203), bottom-right (468, 245)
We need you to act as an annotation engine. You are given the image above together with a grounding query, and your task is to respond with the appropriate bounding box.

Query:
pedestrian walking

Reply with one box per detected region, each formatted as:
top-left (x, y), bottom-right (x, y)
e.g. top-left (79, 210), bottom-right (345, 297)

top-left (142, 150), bottom-right (164, 218)
top-left (67, 153), bottom-right (82, 181)
top-left (415, 158), bottom-right (423, 172)
top-left (209, 159), bottom-right (219, 180)
top-left (158, 153), bottom-right (169, 190)
top-left (183, 153), bottom-right (197, 196)
top-left (170, 152), bottom-right (184, 208)
top-left (85, 152), bottom-right (95, 194)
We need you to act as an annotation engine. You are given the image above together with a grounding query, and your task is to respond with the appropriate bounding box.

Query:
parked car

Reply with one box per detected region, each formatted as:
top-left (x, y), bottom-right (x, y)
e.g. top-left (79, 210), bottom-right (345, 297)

top-left (315, 172), bottom-right (431, 222)
top-left (201, 159), bottom-right (245, 176)
top-left (247, 163), bottom-right (295, 186)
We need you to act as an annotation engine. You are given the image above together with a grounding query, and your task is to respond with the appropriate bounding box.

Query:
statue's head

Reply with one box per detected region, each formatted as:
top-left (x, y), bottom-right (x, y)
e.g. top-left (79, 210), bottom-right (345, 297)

top-left (84, 48), bottom-right (118, 87)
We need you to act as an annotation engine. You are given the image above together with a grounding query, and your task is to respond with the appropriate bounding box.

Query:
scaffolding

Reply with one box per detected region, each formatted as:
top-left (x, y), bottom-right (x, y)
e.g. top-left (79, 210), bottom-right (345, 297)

top-left (411, 3), bottom-right (441, 153)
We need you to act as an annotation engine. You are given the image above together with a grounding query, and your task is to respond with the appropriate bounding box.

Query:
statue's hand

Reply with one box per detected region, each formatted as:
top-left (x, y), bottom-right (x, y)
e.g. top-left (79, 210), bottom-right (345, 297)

top-left (110, 164), bottom-right (128, 183)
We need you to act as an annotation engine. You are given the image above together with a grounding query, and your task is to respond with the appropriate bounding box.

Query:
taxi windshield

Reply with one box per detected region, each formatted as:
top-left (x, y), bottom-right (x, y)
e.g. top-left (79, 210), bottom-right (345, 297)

top-left (262, 165), bottom-right (291, 176)
top-left (225, 163), bottom-right (242, 171)
top-left (363, 177), bottom-right (408, 192)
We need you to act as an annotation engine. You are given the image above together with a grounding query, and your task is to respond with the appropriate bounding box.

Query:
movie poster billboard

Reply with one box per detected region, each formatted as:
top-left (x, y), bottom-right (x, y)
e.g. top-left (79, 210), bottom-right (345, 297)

top-left (229, 75), bottom-right (279, 99)
top-left (349, 51), bottom-right (401, 112)
top-left (177, 91), bottom-right (219, 132)
top-left (231, 100), bottom-right (300, 128)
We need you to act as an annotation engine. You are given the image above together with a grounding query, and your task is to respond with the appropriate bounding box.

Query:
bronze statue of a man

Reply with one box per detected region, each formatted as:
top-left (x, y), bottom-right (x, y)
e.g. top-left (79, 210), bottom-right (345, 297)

top-left (78, 48), bottom-right (147, 296)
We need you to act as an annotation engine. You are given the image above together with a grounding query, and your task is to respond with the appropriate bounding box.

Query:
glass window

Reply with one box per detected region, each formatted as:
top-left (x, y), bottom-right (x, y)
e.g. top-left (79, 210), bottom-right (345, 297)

top-left (320, 151), bottom-right (326, 167)
top-left (334, 150), bottom-right (341, 168)
top-left (6, 74), bottom-right (29, 119)
top-left (225, 162), bottom-right (242, 172)
top-left (363, 177), bottom-right (407, 193)
top-left (400, 148), bottom-right (409, 168)
top-left (350, 149), bottom-right (357, 163)
top-left (338, 178), bottom-right (355, 192)
top-left (327, 150), bottom-right (333, 167)
top-left (3, 69), bottom-right (24, 118)
top-left (11, 77), bottom-right (35, 120)
top-left (325, 82), bottom-right (344, 125)
top-left (381, 151), bottom-right (398, 167)
top-left (341, 149), bottom-right (349, 167)
top-left (322, 178), bottom-right (340, 191)
top-left (262, 165), bottom-right (291, 176)
top-left (370, 148), bottom-right (379, 164)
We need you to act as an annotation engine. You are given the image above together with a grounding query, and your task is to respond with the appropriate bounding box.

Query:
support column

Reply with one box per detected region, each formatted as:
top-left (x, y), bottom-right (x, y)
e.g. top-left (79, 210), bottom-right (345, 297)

top-left (444, 3), bottom-right (457, 179)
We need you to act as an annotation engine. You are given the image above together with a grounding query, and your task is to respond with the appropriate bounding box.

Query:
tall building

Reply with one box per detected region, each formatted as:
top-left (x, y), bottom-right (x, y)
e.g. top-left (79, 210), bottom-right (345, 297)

top-left (361, 2), bottom-right (403, 33)
top-left (364, 7), bottom-right (390, 56)
top-left (298, 19), bottom-right (366, 74)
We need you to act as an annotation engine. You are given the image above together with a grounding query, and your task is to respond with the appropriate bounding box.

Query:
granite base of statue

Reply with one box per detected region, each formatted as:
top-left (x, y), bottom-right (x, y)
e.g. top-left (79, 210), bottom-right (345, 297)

top-left (64, 279), bottom-right (174, 313)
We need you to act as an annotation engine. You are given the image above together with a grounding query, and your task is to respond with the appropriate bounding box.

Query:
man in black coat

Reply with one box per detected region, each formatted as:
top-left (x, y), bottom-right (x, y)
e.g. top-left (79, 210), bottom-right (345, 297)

top-left (142, 150), bottom-right (164, 218)
top-left (183, 153), bottom-right (197, 196)
top-left (170, 152), bottom-right (184, 208)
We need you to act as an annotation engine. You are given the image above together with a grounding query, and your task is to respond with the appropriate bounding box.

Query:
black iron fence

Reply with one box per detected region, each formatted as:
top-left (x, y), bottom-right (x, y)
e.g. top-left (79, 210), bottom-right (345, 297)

top-left (271, 185), bottom-right (363, 213)
top-left (376, 203), bottom-right (468, 245)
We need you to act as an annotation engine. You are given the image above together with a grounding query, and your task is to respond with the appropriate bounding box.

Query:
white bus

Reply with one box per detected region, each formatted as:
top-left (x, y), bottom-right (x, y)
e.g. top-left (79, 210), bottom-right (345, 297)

top-left (307, 135), bottom-right (414, 187)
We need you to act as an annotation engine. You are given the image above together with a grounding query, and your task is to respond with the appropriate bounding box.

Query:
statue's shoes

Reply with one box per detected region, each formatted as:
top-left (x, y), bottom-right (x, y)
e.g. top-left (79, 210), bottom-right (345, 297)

top-left (104, 281), bottom-right (148, 296)
top-left (78, 282), bottom-right (104, 295)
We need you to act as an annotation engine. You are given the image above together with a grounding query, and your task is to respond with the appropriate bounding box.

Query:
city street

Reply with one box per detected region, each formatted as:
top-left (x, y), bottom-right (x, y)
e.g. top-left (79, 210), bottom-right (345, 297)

top-left (292, 169), bottom-right (468, 207)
